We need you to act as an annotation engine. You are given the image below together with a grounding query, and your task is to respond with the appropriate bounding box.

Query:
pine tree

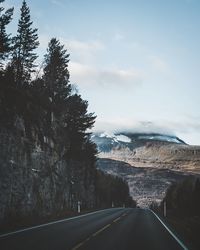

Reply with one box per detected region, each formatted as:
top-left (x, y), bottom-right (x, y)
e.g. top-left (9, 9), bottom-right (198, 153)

top-left (63, 93), bottom-right (96, 160)
top-left (0, 0), bottom-right (14, 68)
top-left (43, 38), bottom-right (96, 159)
top-left (43, 38), bottom-right (71, 124)
top-left (12, 0), bottom-right (39, 86)
top-left (43, 38), bottom-right (71, 102)
top-left (67, 94), bottom-right (95, 137)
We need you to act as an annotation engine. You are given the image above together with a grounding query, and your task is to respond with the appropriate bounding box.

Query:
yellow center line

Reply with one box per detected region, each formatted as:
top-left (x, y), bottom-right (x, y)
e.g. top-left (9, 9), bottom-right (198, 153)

top-left (113, 217), bottom-right (121, 223)
top-left (71, 223), bottom-right (111, 250)
top-left (71, 241), bottom-right (85, 250)
top-left (92, 223), bottom-right (111, 237)
top-left (71, 236), bottom-right (92, 250)
top-left (71, 212), bottom-right (129, 250)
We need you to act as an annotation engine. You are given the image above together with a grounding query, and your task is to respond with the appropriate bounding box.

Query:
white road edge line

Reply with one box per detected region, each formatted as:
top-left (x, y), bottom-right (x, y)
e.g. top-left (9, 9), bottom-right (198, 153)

top-left (0, 207), bottom-right (123, 238)
top-left (150, 209), bottom-right (188, 250)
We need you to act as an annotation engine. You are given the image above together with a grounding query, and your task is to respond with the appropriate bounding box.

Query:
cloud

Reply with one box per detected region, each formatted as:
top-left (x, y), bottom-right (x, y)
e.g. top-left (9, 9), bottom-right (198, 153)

top-left (69, 62), bottom-right (143, 89)
top-left (149, 56), bottom-right (169, 73)
top-left (92, 118), bottom-right (200, 145)
top-left (66, 39), bottom-right (105, 51)
top-left (60, 38), bottom-right (105, 64)
top-left (38, 35), bottom-right (105, 57)
top-left (93, 119), bottom-right (175, 135)
top-left (136, 120), bottom-right (200, 137)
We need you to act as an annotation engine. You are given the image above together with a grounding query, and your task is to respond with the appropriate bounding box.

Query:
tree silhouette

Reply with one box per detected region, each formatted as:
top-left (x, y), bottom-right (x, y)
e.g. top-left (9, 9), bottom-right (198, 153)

top-left (11, 0), bottom-right (39, 86)
top-left (43, 38), bottom-right (71, 126)
top-left (0, 0), bottom-right (14, 67)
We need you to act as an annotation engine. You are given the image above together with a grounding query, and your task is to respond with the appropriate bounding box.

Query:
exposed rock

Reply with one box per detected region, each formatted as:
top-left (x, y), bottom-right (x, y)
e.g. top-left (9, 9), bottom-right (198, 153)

top-left (0, 126), bottom-right (95, 223)
top-left (97, 158), bottom-right (199, 208)
top-left (93, 132), bottom-right (200, 173)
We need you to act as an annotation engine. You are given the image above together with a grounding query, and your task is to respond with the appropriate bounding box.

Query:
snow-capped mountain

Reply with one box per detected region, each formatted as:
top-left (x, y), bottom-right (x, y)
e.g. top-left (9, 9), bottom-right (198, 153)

top-left (92, 132), bottom-right (185, 153)
top-left (93, 131), bottom-right (200, 172)
top-left (92, 131), bottom-right (200, 207)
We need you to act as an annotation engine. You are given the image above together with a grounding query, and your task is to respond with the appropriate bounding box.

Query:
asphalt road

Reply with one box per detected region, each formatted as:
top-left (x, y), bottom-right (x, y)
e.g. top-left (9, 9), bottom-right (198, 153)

top-left (0, 208), bottom-right (188, 250)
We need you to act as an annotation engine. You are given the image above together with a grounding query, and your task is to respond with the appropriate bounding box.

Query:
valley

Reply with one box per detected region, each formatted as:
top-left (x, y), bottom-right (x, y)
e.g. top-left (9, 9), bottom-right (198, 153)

top-left (93, 132), bottom-right (200, 207)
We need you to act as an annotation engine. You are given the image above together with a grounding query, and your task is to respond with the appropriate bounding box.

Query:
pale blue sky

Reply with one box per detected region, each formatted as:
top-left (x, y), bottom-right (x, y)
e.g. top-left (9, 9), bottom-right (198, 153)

top-left (4, 0), bottom-right (200, 144)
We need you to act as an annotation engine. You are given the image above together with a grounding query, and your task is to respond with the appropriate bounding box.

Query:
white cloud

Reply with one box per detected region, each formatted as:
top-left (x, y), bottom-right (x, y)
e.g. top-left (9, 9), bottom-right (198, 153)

top-left (66, 39), bottom-right (105, 51)
top-left (92, 118), bottom-right (200, 145)
top-left (61, 38), bottom-right (105, 63)
top-left (39, 34), bottom-right (105, 55)
top-left (93, 119), bottom-right (175, 135)
top-left (149, 56), bottom-right (169, 73)
top-left (69, 62), bottom-right (143, 88)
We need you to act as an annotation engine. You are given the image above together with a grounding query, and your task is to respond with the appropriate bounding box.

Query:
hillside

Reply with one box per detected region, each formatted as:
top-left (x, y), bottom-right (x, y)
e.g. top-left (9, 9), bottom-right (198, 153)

top-left (93, 132), bottom-right (200, 207)
top-left (93, 132), bottom-right (200, 173)
top-left (96, 158), bottom-right (198, 207)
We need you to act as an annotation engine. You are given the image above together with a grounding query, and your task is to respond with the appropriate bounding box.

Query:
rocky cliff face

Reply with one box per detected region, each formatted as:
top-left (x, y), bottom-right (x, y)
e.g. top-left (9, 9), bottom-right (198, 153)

top-left (0, 124), bottom-right (96, 224)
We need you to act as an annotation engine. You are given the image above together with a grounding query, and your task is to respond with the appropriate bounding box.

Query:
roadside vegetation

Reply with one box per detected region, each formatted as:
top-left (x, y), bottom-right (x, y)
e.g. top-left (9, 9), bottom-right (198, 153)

top-left (151, 177), bottom-right (200, 250)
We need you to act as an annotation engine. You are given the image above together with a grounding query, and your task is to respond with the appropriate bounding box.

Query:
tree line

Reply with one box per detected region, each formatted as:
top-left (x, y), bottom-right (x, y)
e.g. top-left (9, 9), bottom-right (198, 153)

top-left (161, 177), bottom-right (200, 217)
top-left (150, 177), bottom-right (200, 249)
top-left (96, 170), bottom-right (136, 208)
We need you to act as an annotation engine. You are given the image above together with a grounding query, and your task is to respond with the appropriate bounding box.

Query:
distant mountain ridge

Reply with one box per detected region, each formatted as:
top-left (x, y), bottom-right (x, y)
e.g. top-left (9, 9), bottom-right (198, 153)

top-left (92, 132), bottom-right (200, 173)
top-left (92, 132), bottom-right (186, 153)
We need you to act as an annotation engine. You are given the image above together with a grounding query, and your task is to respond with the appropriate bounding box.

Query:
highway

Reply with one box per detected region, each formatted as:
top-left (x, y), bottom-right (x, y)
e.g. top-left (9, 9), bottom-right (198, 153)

top-left (0, 208), bottom-right (188, 250)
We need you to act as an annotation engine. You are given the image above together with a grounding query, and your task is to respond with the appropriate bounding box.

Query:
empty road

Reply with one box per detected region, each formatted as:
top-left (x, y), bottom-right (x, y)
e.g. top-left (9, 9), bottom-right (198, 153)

top-left (0, 208), bottom-right (188, 250)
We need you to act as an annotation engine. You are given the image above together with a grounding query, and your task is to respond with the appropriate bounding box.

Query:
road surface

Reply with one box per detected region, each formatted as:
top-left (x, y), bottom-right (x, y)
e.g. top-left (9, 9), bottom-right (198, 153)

top-left (0, 208), bottom-right (188, 250)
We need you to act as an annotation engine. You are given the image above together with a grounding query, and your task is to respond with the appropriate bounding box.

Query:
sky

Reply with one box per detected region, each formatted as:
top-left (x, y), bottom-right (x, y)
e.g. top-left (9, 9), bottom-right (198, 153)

top-left (3, 0), bottom-right (200, 145)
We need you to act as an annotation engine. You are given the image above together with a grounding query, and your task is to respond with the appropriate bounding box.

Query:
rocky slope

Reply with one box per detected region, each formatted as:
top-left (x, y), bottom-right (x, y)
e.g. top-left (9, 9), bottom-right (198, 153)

top-left (93, 132), bottom-right (200, 173)
top-left (0, 124), bottom-right (96, 224)
top-left (93, 132), bottom-right (200, 207)
top-left (97, 158), bottom-right (196, 207)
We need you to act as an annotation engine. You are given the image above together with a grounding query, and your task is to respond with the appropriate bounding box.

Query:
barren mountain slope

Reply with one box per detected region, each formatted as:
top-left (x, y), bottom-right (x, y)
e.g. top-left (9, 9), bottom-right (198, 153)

top-left (97, 158), bottom-right (197, 207)
top-left (93, 132), bottom-right (200, 207)
top-left (93, 132), bottom-right (200, 173)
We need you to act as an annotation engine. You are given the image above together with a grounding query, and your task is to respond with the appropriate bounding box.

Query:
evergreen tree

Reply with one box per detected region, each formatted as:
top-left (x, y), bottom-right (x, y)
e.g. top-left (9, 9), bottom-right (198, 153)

top-left (65, 94), bottom-right (96, 157)
top-left (43, 38), bottom-right (71, 125)
top-left (0, 0), bottom-right (14, 67)
top-left (43, 38), bottom-right (96, 158)
top-left (12, 0), bottom-right (39, 86)
top-left (43, 38), bottom-right (71, 103)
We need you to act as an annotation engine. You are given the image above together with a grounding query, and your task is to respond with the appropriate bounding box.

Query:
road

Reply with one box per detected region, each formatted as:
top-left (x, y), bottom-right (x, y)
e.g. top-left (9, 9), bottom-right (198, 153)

top-left (0, 208), bottom-right (188, 250)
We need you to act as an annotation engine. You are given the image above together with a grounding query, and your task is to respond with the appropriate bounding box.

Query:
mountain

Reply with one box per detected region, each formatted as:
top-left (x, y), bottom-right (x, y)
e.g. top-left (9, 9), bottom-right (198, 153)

top-left (93, 132), bottom-right (200, 173)
top-left (92, 132), bottom-right (185, 152)
top-left (92, 132), bottom-right (200, 207)
top-left (97, 158), bottom-right (196, 208)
